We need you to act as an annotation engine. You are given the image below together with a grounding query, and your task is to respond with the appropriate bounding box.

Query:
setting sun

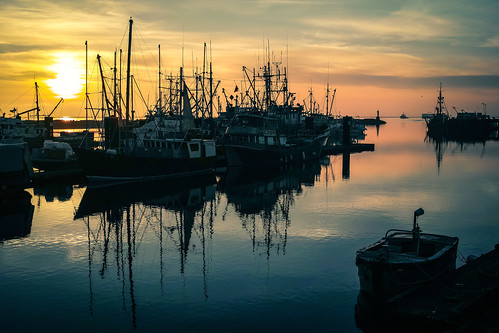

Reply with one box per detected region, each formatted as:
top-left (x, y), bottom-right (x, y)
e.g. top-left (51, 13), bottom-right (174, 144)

top-left (46, 53), bottom-right (85, 99)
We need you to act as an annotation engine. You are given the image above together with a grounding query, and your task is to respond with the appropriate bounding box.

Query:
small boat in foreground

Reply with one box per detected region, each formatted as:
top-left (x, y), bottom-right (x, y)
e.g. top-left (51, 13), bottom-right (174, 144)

top-left (356, 208), bottom-right (458, 298)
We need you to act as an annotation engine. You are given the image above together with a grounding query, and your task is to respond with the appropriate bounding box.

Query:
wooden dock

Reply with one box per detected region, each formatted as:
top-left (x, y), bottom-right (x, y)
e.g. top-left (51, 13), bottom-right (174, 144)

top-left (322, 143), bottom-right (375, 156)
top-left (356, 244), bottom-right (499, 332)
top-left (31, 168), bottom-right (85, 186)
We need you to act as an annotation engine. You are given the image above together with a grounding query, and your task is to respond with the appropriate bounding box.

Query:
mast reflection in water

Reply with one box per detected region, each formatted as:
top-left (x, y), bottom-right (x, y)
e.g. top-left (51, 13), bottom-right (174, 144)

top-left (74, 175), bottom-right (217, 328)
top-left (217, 163), bottom-right (322, 257)
top-left (72, 162), bottom-right (325, 329)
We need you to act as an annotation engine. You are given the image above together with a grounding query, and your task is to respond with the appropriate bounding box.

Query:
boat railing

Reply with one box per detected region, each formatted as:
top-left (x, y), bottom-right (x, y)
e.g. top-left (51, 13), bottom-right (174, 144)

top-left (384, 229), bottom-right (412, 238)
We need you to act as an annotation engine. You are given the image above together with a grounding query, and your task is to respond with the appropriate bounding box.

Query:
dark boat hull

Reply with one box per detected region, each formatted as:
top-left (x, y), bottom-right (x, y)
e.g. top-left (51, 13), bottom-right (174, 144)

top-left (74, 147), bottom-right (215, 182)
top-left (223, 140), bottom-right (323, 167)
top-left (426, 116), bottom-right (495, 141)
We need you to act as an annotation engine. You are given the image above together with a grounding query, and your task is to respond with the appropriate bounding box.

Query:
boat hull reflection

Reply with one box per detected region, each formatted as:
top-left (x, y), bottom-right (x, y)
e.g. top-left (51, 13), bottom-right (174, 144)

top-left (75, 173), bottom-right (217, 219)
top-left (217, 162), bottom-right (322, 255)
top-left (0, 190), bottom-right (34, 241)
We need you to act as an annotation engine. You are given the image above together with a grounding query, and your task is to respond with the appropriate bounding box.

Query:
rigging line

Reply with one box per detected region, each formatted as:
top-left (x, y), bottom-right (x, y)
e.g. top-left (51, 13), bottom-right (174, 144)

top-left (2, 86), bottom-right (35, 110)
top-left (118, 21), bottom-right (130, 53)
top-left (134, 29), bottom-right (157, 93)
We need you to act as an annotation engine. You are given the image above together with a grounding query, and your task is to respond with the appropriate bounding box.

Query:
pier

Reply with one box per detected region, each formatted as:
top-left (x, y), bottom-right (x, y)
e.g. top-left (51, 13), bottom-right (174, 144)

top-left (322, 143), bottom-right (374, 156)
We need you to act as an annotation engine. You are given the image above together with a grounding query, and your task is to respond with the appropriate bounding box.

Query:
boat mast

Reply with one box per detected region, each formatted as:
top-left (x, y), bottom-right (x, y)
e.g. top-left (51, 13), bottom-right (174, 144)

top-left (330, 88), bottom-right (336, 118)
top-left (125, 17), bottom-right (133, 124)
top-left (131, 75), bottom-right (134, 121)
top-left (85, 41), bottom-right (88, 144)
top-left (158, 44), bottom-right (161, 112)
top-left (35, 81), bottom-right (40, 122)
top-left (437, 82), bottom-right (443, 117)
top-left (265, 53), bottom-right (271, 111)
top-left (97, 54), bottom-right (111, 116)
top-left (119, 49), bottom-right (122, 116)
top-left (309, 86), bottom-right (313, 113)
top-left (179, 66), bottom-right (183, 118)
top-left (113, 50), bottom-right (117, 114)
top-left (202, 42), bottom-right (207, 117)
top-left (326, 65), bottom-right (330, 117)
top-left (209, 40), bottom-right (213, 119)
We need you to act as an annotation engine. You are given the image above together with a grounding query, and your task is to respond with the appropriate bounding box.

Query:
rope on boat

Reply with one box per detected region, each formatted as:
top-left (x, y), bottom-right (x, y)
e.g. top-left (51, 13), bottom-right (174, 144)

top-left (457, 248), bottom-right (467, 263)
top-left (409, 259), bottom-right (494, 294)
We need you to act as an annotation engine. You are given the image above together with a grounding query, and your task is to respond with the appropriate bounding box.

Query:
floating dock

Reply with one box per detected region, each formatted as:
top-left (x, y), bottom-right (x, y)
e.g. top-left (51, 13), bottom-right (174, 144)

top-left (322, 143), bottom-right (375, 156)
top-left (31, 168), bottom-right (85, 186)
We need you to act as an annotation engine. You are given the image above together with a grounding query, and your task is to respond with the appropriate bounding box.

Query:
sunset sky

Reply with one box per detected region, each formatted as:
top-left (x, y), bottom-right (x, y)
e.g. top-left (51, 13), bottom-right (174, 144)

top-left (0, 0), bottom-right (498, 120)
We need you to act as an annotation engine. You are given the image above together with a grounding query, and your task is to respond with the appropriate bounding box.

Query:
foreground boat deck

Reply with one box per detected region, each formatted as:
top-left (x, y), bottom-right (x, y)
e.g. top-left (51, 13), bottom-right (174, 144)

top-left (367, 244), bottom-right (499, 331)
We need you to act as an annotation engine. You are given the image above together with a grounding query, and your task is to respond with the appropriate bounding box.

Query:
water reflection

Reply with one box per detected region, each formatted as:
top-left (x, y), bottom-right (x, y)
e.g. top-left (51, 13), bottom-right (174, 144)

top-left (74, 175), bottom-right (217, 328)
top-left (0, 191), bottom-right (34, 241)
top-left (33, 183), bottom-right (74, 202)
top-left (425, 133), bottom-right (495, 172)
top-left (70, 161), bottom-right (332, 329)
top-left (217, 162), bottom-right (322, 257)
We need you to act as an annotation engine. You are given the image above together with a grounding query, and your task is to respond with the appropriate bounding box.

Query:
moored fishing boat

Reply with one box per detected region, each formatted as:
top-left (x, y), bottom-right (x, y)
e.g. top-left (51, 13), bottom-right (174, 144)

top-left (356, 208), bottom-right (459, 298)
top-left (425, 83), bottom-right (495, 141)
top-left (222, 112), bottom-right (328, 167)
top-left (75, 18), bottom-right (217, 183)
top-left (220, 55), bottom-right (329, 167)
top-left (75, 136), bottom-right (216, 182)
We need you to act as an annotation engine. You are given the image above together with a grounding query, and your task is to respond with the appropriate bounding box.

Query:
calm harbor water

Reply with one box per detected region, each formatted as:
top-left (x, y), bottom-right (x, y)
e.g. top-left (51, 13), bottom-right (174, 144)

top-left (1, 119), bottom-right (498, 332)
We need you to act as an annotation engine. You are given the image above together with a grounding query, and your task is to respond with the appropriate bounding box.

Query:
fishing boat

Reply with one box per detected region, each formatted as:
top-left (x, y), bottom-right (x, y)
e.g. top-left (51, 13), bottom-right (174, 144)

top-left (425, 83), bottom-right (495, 141)
top-left (75, 77), bottom-right (217, 182)
top-left (75, 86), bottom-right (217, 182)
top-left (400, 113), bottom-right (408, 119)
top-left (221, 58), bottom-right (329, 167)
top-left (355, 208), bottom-right (459, 298)
top-left (222, 111), bottom-right (328, 167)
top-left (75, 18), bottom-right (217, 183)
top-left (2, 82), bottom-right (62, 148)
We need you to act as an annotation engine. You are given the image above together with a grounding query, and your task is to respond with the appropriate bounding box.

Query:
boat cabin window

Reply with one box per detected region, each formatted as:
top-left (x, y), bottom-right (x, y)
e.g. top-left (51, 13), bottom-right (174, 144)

top-left (190, 143), bottom-right (200, 151)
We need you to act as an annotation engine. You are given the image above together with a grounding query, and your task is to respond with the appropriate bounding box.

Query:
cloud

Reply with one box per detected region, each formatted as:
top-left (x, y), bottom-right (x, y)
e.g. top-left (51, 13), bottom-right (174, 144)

top-left (301, 6), bottom-right (461, 43)
top-left (330, 74), bottom-right (499, 89)
top-left (482, 36), bottom-right (499, 47)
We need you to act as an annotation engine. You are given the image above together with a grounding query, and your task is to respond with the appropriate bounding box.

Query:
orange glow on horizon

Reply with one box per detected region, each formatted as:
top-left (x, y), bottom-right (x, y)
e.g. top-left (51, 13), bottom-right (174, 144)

top-left (58, 116), bottom-right (77, 122)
